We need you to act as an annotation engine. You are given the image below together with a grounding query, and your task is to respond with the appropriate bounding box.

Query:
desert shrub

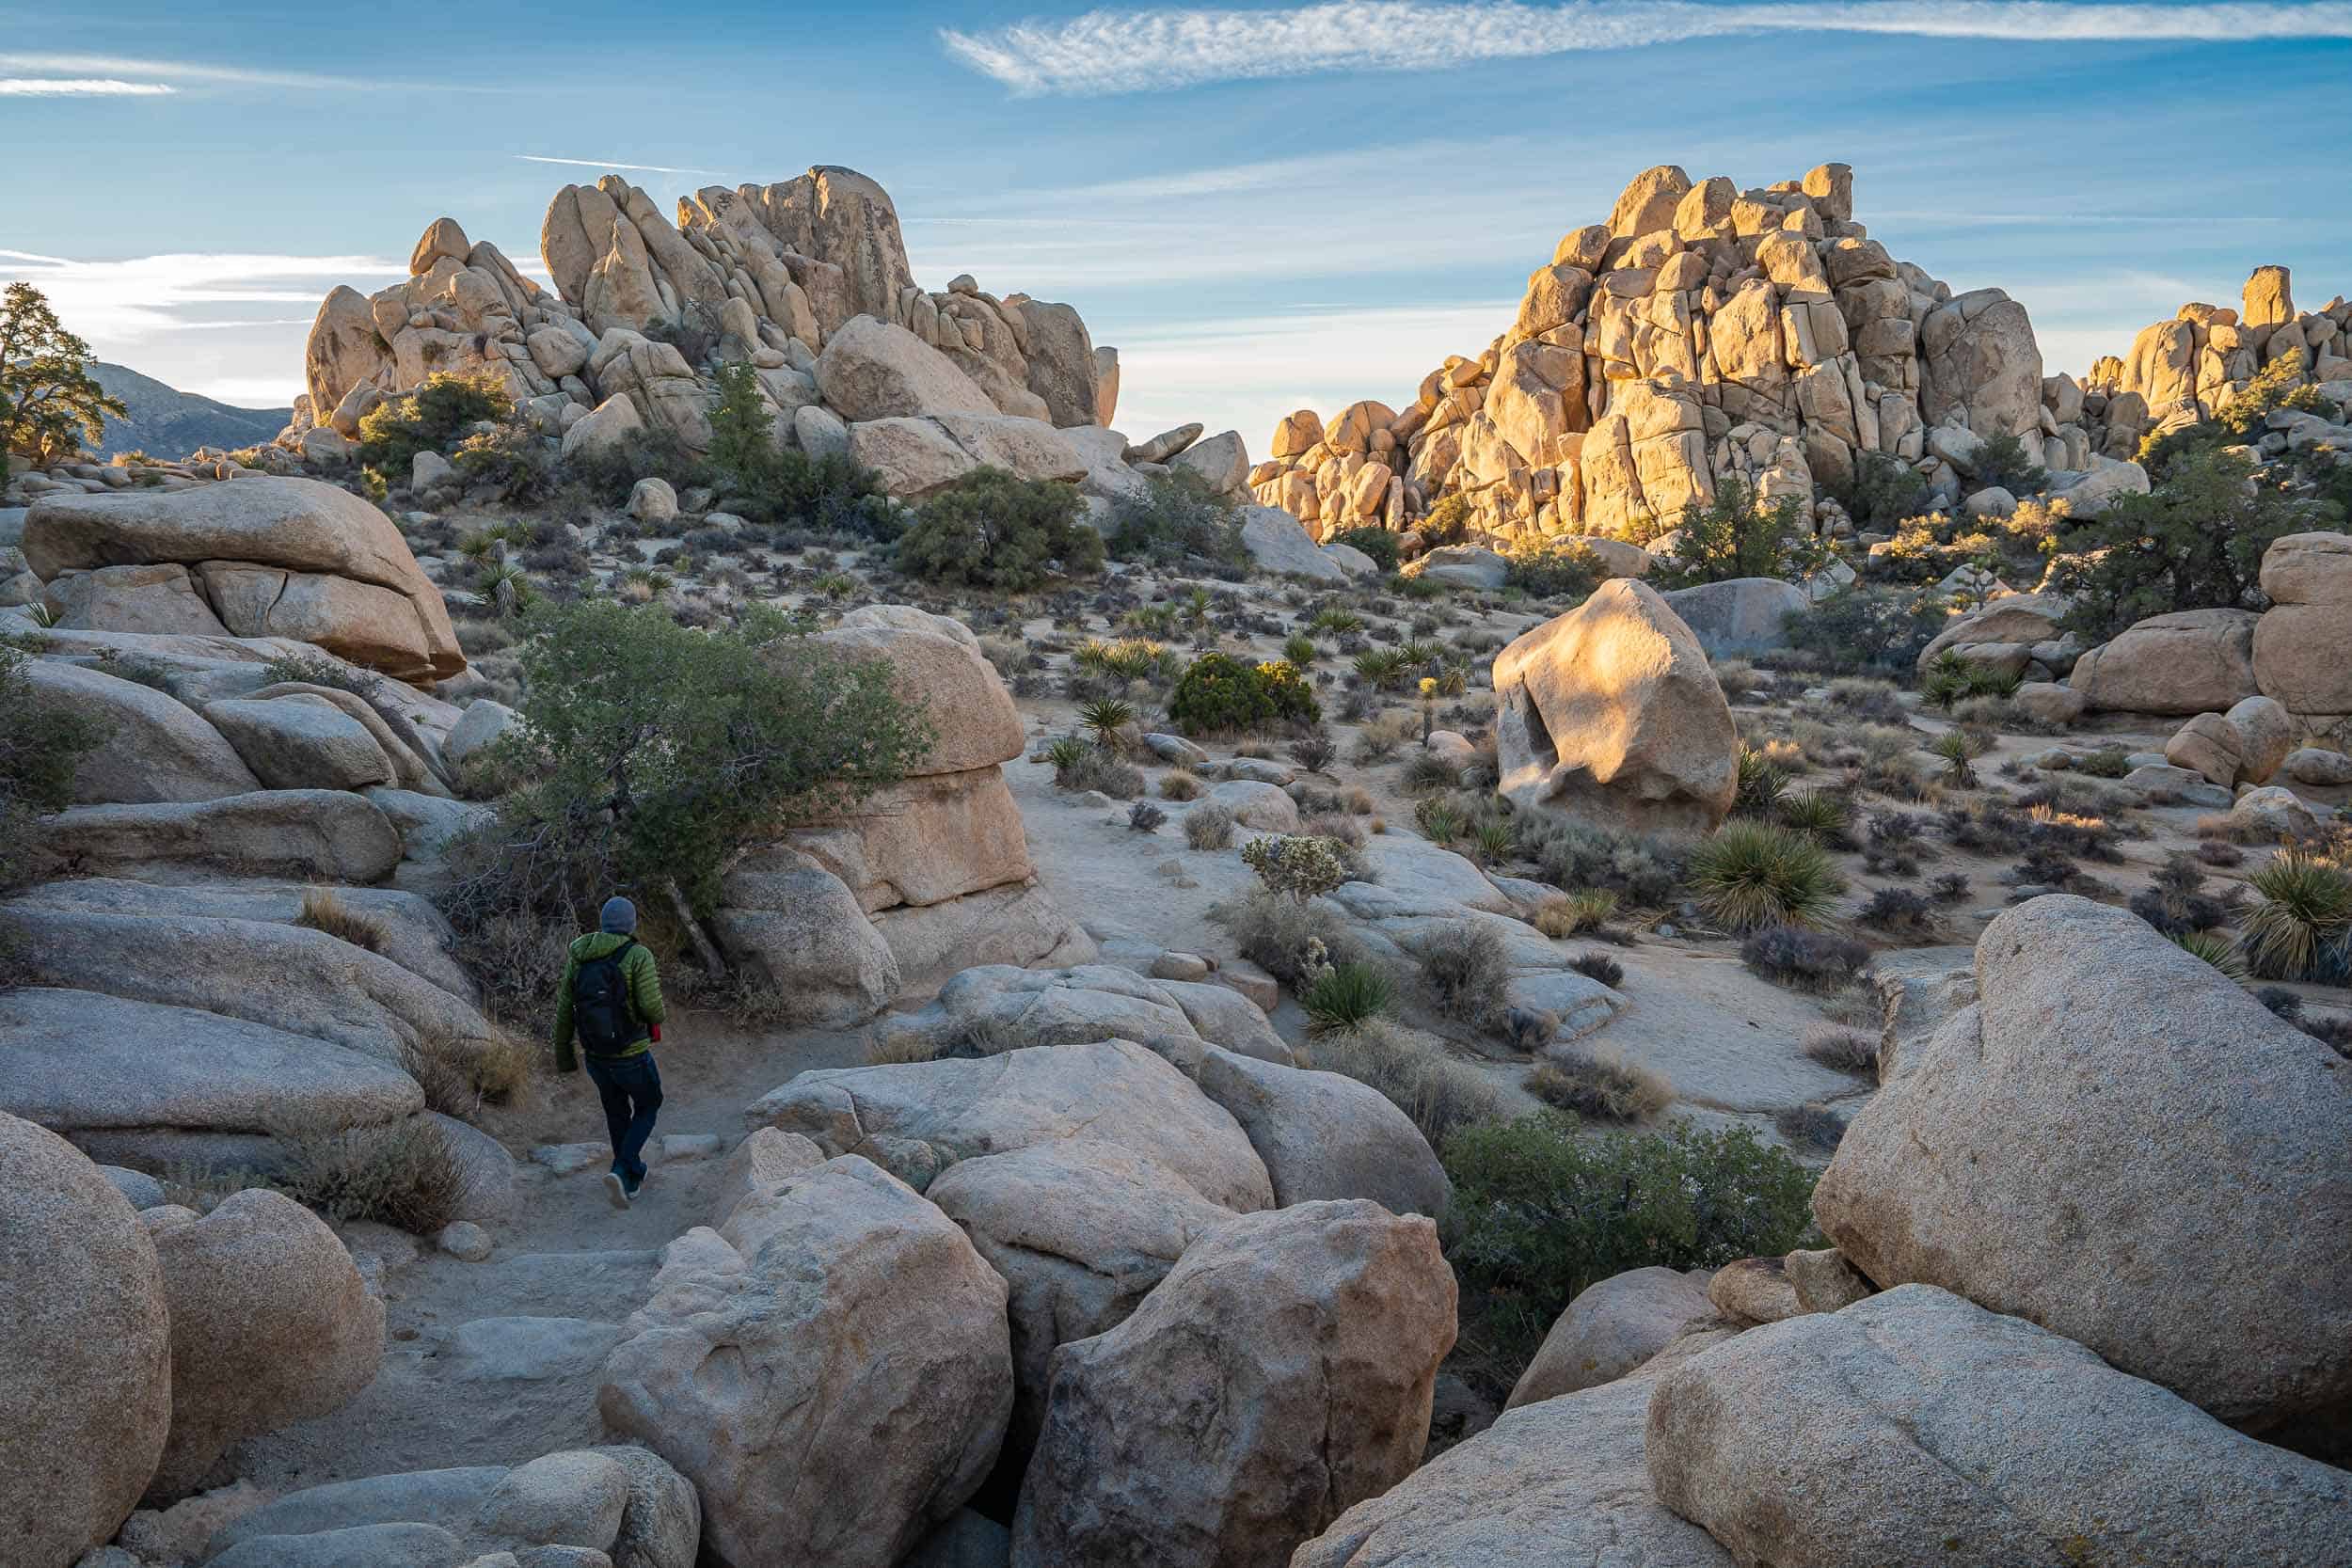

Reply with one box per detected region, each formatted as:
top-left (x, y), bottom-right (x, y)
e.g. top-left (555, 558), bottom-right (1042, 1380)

top-left (1106, 468), bottom-right (1247, 568)
top-left (1282, 632), bottom-right (1319, 666)
top-left (1311, 1018), bottom-right (1509, 1148)
top-left (1569, 950), bottom-right (1625, 988)
top-left (1329, 526), bottom-right (1401, 572)
top-left (1184, 804), bottom-right (1236, 850)
top-left (259, 649), bottom-right (384, 699)
top-left (1241, 834), bottom-right (1352, 900)
top-left (1534, 889), bottom-right (1617, 939)
top-left (1740, 924), bottom-right (1870, 990)
top-left (896, 467), bottom-right (1104, 591)
top-left (2129, 851), bottom-right (2240, 937)
top-left (1159, 768), bottom-right (1204, 800)
top-left (1212, 888), bottom-right (1362, 985)
top-left (1290, 729), bottom-right (1341, 774)
top-left (1688, 821), bottom-right (1844, 931)
top-left (1502, 542), bottom-right (1602, 601)
top-left (1167, 652), bottom-right (1320, 735)
top-left (1784, 584), bottom-right (1946, 674)
top-left (295, 889), bottom-right (388, 953)
top-left (1419, 493), bottom-right (1473, 546)
top-left (1803, 1022), bottom-right (1881, 1074)
top-left (1414, 921), bottom-right (1509, 1025)
top-left (2169, 928), bottom-right (2249, 979)
top-left (1127, 799), bottom-right (1167, 832)
top-left (240, 1112), bottom-right (480, 1235)
top-left (1053, 746), bottom-right (1144, 798)
top-left (1969, 431), bottom-right (2048, 496)
top-left (2242, 847), bottom-right (2352, 982)
top-left (355, 372), bottom-right (513, 484)
top-left (1444, 1114), bottom-right (1818, 1374)
top-left (0, 639), bottom-right (111, 893)
top-left (1300, 960), bottom-right (1395, 1031)
top-left (1526, 1048), bottom-right (1672, 1123)
top-left (1830, 451), bottom-right (1931, 530)
top-left (1652, 476), bottom-right (1830, 588)
top-left (436, 601), bottom-right (930, 969)
top-left (2054, 447), bottom-right (2340, 642)
top-left (1856, 885), bottom-right (1939, 940)
top-left (1523, 818), bottom-right (1686, 908)
top-left (1401, 752), bottom-right (1459, 795)
top-left (2076, 746), bottom-right (2132, 779)
top-left (1775, 1102), bottom-right (1850, 1153)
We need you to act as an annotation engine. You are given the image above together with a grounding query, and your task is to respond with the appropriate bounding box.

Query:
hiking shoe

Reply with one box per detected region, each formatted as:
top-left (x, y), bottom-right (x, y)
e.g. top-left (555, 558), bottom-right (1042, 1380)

top-left (623, 1171), bottom-right (645, 1200)
top-left (603, 1171), bottom-right (630, 1210)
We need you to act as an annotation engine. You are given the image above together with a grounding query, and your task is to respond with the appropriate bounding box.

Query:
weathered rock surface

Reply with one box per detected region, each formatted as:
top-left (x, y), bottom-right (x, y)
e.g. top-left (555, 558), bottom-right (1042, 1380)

top-left (1190, 1046), bottom-right (1449, 1217)
top-left (0, 1112), bottom-right (172, 1566)
top-left (599, 1156), bottom-right (1011, 1568)
top-left (869, 963), bottom-right (1292, 1069)
top-left (147, 1188), bottom-right (385, 1496)
top-left (1645, 1285), bottom-right (2352, 1567)
top-left (745, 1039), bottom-right (1273, 1212)
top-left (22, 657), bottom-right (261, 804)
top-left (1012, 1200), bottom-right (1455, 1568)
top-left (1495, 578), bottom-right (1738, 835)
top-left (33, 788), bottom-right (402, 882)
top-left (2072, 607), bottom-right (2260, 715)
top-left (1294, 1374), bottom-right (1731, 1568)
top-left (1506, 1265), bottom-right (1719, 1409)
top-left (22, 478), bottom-right (462, 681)
top-left (1814, 895), bottom-right (2352, 1434)
top-left (2255, 530), bottom-right (2352, 715)
top-left (1658, 578), bottom-right (1807, 657)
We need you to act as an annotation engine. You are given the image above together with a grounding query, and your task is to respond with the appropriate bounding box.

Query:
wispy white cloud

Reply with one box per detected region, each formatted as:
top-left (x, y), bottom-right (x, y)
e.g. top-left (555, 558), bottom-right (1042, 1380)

top-left (516, 154), bottom-right (731, 177)
top-left (0, 248), bottom-right (406, 340)
top-left (0, 77), bottom-right (173, 96)
top-left (943, 0), bottom-right (2352, 94)
top-left (0, 51), bottom-right (495, 92)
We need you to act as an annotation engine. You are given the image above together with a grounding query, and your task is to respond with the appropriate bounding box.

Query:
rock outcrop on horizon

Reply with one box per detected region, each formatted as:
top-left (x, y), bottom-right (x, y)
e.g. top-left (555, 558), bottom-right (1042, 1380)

top-left (280, 165), bottom-right (1257, 509)
top-left (1250, 163), bottom-right (2051, 549)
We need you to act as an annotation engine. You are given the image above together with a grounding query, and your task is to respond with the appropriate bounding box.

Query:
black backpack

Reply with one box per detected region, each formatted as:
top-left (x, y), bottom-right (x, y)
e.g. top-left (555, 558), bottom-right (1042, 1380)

top-left (573, 938), bottom-right (638, 1056)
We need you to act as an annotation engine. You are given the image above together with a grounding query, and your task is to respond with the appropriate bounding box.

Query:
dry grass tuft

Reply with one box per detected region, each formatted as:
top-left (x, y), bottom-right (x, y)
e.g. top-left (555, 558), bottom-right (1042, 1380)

top-left (295, 889), bottom-right (387, 953)
top-left (1311, 1019), bottom-right (1509, 1149)
top-left (1525, 1047), bottom-right (1673, 1122)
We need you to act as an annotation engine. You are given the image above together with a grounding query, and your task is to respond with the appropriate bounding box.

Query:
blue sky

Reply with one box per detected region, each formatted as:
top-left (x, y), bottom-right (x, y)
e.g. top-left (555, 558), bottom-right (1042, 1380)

top-left (5, 1), bottom-right (2348, 447)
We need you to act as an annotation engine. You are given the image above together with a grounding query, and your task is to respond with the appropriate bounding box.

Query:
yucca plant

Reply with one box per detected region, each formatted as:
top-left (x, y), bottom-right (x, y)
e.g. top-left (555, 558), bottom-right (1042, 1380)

top-left (2169, 928), bottom-right (2249, 981)
top-left (1776, 790), bottom-right (1851, 847)
top-left (1414, 798), bottom-right (1465, 845)
top-left (1311, 608), bottom-right (1363, 635)
top-left (1471, 818), bottom-right (1514, 866)
top-left (1687, 820), bottom-right (1845, 932)
top-left (1301, 961), bottom-right (1395, 1031)
top-left (1355, 648), bottom-right (1413, 689)
top-left (1080, 697), bottom-right (1136, 748)
top-left (1282, 632), bottom-right (1319, 666)
top-left (2242, 847), bottom-right (2352, 981)
top-left (1733, 746), bottom-right (1788, 816)
top-left (1043, 736), bottom-right (1090, 777)
top-left (1927, 729), bottom-right (1979, 787)
top-left (457, 530), bottom-right (501, 562)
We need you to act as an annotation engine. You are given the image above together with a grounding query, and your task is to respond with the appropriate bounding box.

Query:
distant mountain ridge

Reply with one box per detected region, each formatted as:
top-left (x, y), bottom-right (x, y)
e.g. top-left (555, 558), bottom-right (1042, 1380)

top-left (88, 363), bottom-right (291, 459)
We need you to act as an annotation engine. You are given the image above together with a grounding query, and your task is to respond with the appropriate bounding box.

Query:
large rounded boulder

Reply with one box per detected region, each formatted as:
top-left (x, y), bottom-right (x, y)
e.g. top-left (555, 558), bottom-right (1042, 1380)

top-left (1493, 578), bottom-right (1738, 836)
top-left (1814, 895), bottom-right (2352, 1437)
top-left (145, 1188), bottom-right (386, 1496)
top-left (0, 1112), bottom-right (173, 1565)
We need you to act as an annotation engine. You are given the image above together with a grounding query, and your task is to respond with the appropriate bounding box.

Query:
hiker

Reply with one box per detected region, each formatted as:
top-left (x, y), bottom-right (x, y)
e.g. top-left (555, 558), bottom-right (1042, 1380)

top-left (553, 895), bottom-right (667, 1209)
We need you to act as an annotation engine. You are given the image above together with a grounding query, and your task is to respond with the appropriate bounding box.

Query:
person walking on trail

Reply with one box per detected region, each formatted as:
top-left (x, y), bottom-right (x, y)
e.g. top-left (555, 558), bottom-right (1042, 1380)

top-left (553, 895), bottom-right (667, 1210)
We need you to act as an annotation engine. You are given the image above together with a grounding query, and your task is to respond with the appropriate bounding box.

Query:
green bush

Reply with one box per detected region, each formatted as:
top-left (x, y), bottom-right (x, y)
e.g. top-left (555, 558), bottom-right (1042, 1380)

top-left (1211, 888), bottom-right (1362, 985)
top-left (355, 372), bottom-right (514, 484)
top-left (2054, 447), bottom-right (2340, 643)
top-left (437, 601), bottom-right (932, 957)
top-left (895, 467), bottom-right (1104, 591)
top-left (0, 640), bottom-right (111, 894)
top-left (703, 362), bottom-right (898, 538)
top-left (1107, 469), bottom-right (1246, 568)
top-left (1970, 432), bottom-right (2047, 496)
top-left (1445, 1112), bottom-right (1818, 1371)
top-left (1419, 493), bottom-right (1473, 546)
top-left (1329, 526), bottom-right (1401, 572)
top-left (1653, 476), bottom-right (1830, 588)
top-left (1784, 583), bottom-right (1946, 673)
top-left (1831, 451), bottom-right (1931, 530)
top-left (1167, 652), bottom-right (1320, 736)
top-left (1240, 834), bottom-right (1353, 900)
top-left (1502, 542), bottom-right (1603, 601)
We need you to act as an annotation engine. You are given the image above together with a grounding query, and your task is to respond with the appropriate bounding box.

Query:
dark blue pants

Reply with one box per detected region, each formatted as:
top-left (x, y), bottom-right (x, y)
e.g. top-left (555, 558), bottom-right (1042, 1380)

top-left (585, 1052), bottom-right (661, 1184)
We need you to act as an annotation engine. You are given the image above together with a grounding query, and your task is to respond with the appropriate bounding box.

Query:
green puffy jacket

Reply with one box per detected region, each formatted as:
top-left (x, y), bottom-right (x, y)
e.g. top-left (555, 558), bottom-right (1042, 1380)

top-left (552, 932), bottom-right (665, 1072)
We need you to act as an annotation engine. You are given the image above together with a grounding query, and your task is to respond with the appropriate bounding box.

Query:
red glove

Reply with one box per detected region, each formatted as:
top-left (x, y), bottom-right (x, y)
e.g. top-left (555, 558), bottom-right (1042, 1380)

top-left (649, 1022), bottom-right (662, 1043)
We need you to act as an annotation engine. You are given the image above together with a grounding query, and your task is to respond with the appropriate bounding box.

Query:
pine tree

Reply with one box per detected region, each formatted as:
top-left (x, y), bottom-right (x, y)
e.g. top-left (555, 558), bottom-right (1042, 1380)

top-left (0, 283), bottom-right (127, 470)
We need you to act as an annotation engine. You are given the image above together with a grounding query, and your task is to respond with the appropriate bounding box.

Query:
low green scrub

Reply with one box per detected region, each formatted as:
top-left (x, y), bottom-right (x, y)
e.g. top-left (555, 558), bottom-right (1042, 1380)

top-left (1167, 652), bottom-right (1320, 735)
top-left (896, 467), bottom-right (1105, 592)
top-left (1444, 1113), bottom-right (1818, 1384)
top-left (1106, 469), bottom-right (1247, 568)
top-left (356, 372), bottom-right (514, 485)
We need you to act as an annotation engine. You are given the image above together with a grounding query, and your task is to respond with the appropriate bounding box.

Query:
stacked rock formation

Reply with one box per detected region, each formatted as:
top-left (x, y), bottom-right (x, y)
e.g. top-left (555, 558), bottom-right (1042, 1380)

top-left (1251, 162), bottom-right (2050, 548)
top-left (2083, 264), bottom-right (2352, 454)
top-left (285, 166), bottom-right (1231, 505)
top-left (712, 604), bottom-right (1092, 1025)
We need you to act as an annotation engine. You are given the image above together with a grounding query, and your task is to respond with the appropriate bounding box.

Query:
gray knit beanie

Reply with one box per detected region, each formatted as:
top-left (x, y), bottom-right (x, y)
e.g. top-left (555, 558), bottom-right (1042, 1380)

top-left (599, 895), bottom-right (638, 935)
